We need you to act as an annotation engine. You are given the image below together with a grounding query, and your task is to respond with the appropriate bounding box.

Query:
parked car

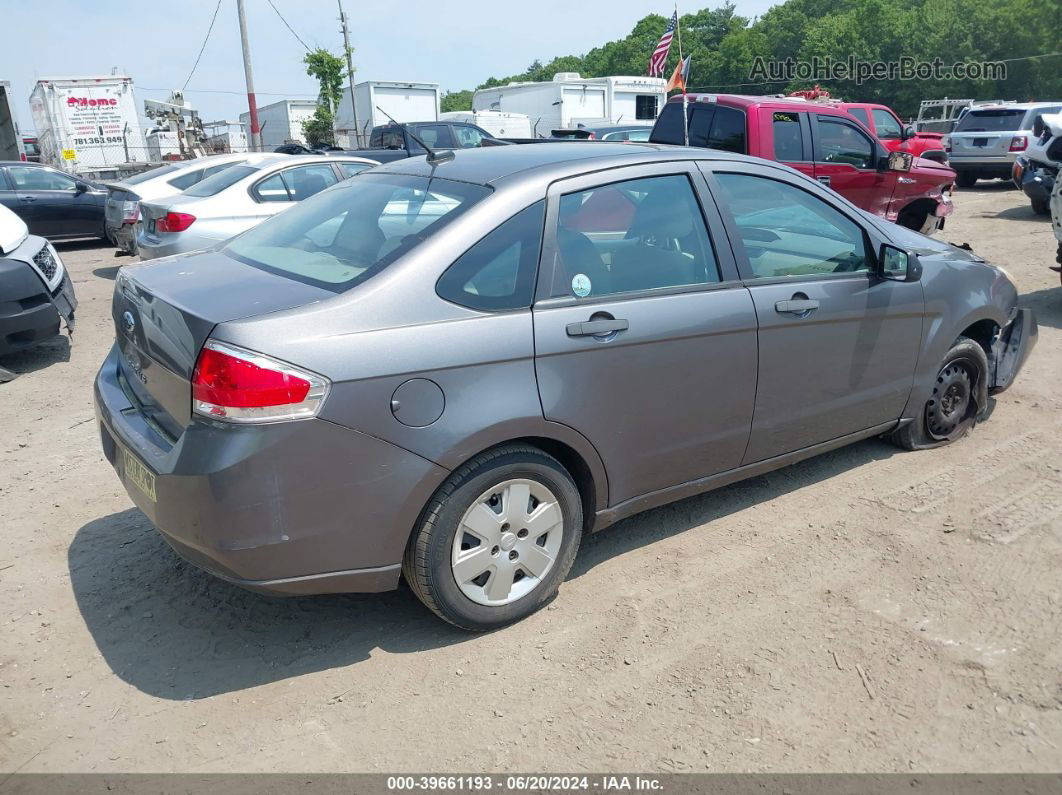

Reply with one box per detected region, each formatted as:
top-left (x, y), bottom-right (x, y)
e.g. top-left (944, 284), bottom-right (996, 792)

top-left (1011, 112), bottom-right (1062, 216)
top-left (21, 136), bottom-right (40, 163)
top-left (0, 203), bottom-right (76, 359)
top-left (104, 153), bottom-right (265, 254)
top-left (944, 101), bottom-right (1062, 187)
top-left (136, 154), bottom-right (377, 260)
top-left (95, 143), bottom-right (1036, 630)
top-left (274, 143), bottom-right (345, 155)
top-left (550, 124), bottom-right (653, 142)
top-left (0, 161), bottom-right (107, 241)
top-left (837, 102), bottom-right (948, 163)
top-left (650, 94), bottom-right (956, 235)
top-left (338, 121), bottom-right (499, 163)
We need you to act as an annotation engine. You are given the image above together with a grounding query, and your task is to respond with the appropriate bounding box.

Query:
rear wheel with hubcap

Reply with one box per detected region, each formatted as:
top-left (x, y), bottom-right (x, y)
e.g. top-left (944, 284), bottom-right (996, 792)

top-left (404, 445), bottom-right (583, 631)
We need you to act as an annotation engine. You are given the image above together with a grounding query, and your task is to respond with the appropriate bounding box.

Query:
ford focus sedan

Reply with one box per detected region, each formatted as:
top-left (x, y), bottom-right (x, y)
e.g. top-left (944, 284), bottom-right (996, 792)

top-left (95, 143), bottom-right (1036, 630)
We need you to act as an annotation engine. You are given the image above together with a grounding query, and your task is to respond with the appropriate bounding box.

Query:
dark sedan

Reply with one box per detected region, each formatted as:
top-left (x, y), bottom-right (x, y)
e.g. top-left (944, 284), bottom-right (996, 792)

top-left (0, 161), bottom-right (107, 241)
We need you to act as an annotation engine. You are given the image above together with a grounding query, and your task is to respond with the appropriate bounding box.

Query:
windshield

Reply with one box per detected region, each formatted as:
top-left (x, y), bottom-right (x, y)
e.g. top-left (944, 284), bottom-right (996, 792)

top-left (183, 165), bottom-right (258, 197)
top-left (124, 164), bottom-right (180, 185)
top-left (224, 173), bottom-right (491, 292)
top-left (955, 109), bottom-right (1027, 132)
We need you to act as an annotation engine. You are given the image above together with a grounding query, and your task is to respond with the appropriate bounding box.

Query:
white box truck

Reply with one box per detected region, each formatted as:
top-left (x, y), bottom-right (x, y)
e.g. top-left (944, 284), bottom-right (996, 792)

top-left (240, 99), bottom-right (318, 150)
top-left (29, 76), bottom-right (148, 179)
top-left (334, 81), bottom-right (440, 148)
top-left (1, 81), bottom-right (25, 161)
top-left (439, 110), bottom-right (532, 138)
top-left (473, 73), bottom-right (665, 137)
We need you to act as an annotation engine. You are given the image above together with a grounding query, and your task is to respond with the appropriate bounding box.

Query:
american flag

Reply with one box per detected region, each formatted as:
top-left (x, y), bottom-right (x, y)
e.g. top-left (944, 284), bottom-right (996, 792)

top-left (648, 12), bottom-right (678, 78)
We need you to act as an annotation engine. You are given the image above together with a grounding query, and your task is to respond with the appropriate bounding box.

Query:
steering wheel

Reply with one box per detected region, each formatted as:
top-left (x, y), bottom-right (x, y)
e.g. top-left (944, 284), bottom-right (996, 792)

top-left (829, 251), bottom-right (865, 272)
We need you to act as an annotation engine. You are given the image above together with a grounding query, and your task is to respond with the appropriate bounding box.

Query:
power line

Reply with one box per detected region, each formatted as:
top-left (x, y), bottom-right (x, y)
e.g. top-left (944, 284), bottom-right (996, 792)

top-left (182, 0), bottom-right (224, 91)
top-left (266, 0), bottom-right (312, 52)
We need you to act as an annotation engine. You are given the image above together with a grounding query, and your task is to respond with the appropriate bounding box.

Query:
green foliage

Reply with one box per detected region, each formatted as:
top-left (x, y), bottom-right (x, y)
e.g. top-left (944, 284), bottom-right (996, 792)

top-left (450, 0), bottom-right (1060, 118)
top-left (441, 90), bottom-right (473, 113)
top-left (303, 48), bottom-right (347, 114)
top-left (302, 105), bottom-right (336, 147)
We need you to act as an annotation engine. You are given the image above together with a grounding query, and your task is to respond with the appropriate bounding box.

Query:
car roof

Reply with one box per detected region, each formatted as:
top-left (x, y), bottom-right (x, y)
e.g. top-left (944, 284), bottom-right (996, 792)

top-left (666, 93), bottom-right (854, 115)
top-left (0, 160), bottom-right (52, 167)
top-left (370, 141), bottom-right (758, 187)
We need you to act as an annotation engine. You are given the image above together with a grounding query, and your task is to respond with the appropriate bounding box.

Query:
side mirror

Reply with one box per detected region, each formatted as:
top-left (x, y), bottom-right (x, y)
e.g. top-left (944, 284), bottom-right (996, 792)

top-left (74, 180), bottom-right (89, 194)
top-left (887, 151), bottom-right (914, 172)
top-left (878, 243), bottom-right (921, 282)
top-left (901, 124), bottom-right (916, 141)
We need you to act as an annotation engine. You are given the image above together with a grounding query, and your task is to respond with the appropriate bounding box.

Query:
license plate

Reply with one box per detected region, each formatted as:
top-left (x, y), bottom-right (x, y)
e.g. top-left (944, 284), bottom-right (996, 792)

top-left (121, 445), bottom-right (156, 502)
top-left (973, 137), bottom-right (988, 147)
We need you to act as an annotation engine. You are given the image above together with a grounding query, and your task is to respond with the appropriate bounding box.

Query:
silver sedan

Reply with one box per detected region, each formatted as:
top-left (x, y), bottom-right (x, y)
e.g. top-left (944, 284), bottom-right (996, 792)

top-left (136, 154), bottom-right (378, 260)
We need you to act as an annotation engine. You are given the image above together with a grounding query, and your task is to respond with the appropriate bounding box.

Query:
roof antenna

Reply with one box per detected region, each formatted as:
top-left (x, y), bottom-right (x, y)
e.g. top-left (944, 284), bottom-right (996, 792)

top-left (374, 106), bottom-right (454, 164)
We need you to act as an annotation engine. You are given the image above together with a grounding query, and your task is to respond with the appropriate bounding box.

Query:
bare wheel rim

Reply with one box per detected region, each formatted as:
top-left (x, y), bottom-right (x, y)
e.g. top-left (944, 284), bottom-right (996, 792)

top-left (450, 478), bottom-right (564, 607)
top-left (926, 362), bottom-right (973, 440)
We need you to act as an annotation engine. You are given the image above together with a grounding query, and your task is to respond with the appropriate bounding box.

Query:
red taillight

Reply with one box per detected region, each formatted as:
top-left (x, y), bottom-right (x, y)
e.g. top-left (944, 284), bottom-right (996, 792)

top-left (1009, 135), bottom-right (1027, 152)
top-left (191, 341), bottom-right (328, 423)
top-left (20, 152), bottom-right (26, 161)
top-left (156, 211), bottom-right (196, 233)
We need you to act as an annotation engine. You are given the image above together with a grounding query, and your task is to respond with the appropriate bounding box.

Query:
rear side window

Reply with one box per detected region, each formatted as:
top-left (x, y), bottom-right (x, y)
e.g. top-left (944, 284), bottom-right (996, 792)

top-left (652, 104), bottom-right (745, 153)
top-left (708, 106), bottom-right (746, 153)
top-left (955, 109), bottom-right (1026, 132)
top-left (773, 112), bottom-right (804, 161)
top-left (183, 165), bottom-right (257, 197)
top-left (649, 102), bottom-right (687, 144)
top-left (167, 169), bottom-right (204, 191)
top-left (437, 201), bottom-right (545, 311)
top-left (337, 162), bottom-right (371, 179)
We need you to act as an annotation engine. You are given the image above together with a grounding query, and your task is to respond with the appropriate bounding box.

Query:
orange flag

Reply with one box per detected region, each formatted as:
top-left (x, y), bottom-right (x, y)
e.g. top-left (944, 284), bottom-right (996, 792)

top-left (665, 55), bottom-right (691, 93)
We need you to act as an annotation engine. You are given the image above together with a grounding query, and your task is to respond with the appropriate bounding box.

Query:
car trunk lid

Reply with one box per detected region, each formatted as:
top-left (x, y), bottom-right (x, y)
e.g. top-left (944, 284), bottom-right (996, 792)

top-left (112, 250), bottom-right (335, 437)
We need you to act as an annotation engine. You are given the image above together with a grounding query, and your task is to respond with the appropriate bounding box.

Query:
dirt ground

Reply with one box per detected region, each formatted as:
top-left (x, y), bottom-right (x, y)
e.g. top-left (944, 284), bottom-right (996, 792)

top-left (0, 183), bottom-right (1059, 775)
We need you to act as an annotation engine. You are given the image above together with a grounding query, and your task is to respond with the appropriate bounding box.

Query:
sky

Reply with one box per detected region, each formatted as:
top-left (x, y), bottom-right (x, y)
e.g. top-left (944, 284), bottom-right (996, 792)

top-left (4, 0), bottom-right (779, 133)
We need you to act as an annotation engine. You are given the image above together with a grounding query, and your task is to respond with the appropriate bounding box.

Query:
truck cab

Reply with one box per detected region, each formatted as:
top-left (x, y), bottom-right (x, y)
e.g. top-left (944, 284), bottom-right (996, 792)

top-left (837, 102), bottom-right (948, 164)
top-left (650, 94), bottom-right (955, 235)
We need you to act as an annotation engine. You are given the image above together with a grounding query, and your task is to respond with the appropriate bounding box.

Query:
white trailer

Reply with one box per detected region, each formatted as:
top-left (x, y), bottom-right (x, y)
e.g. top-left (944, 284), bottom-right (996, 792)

top-left (29, 76), bottom-right (148, 179)
top-left (203, 121), bottom-right (248, 154)
top-left (240, 99), bottom-right (318, 150)
top-left (0, 81), bottom-right (25, 161)
top-left (439, 110), bottom-right (532, 138)
top-left (334, 81), bottom-right (440, 148)
top-left (473, 73), bottom-right (666, 137)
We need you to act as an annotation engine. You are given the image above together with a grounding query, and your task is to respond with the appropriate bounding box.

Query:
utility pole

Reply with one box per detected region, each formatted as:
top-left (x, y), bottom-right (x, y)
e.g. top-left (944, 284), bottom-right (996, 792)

top-left (338, 0), bottom-right (359, 147)
top-left (236, 0), bottom-right (262, 151)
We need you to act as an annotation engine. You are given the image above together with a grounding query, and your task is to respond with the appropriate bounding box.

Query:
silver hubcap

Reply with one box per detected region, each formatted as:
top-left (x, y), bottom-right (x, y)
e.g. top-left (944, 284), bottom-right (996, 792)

top-left (451, 478), bottom-right (564, 607)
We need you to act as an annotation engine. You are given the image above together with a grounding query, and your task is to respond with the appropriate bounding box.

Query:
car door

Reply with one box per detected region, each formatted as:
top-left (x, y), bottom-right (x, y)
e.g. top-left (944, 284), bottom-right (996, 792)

top-left (532, 163), bottom-right (758, 506)
top-left (703, 163), bottom-right (924, 463)
top-left (812, 114), bottom-right (893, 217)
top-left (7, 165), bottom-right (99, 237)
top-left (0, 168), bottom-right (24, 220)
top-left (249, 163), bottom-right (340, 225)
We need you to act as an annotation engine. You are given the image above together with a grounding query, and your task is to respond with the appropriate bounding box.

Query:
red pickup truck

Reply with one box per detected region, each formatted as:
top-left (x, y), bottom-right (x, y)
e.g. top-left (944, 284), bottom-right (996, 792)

top-left (650, 94), bottom-right (955, 235)
top-left (836, 102), bottom-right (948, 163)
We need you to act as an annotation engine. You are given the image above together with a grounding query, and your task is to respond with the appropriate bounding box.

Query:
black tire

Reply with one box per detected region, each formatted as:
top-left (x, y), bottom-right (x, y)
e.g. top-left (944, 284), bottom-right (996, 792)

top-left (1031, 196), bottom-right (1050, 215)
top-left (891, 336), bottom-right (988, 450)
top-left (955, 171), bottom-right (978, 189)
top-left (403, 444), bottom-right (583, 631)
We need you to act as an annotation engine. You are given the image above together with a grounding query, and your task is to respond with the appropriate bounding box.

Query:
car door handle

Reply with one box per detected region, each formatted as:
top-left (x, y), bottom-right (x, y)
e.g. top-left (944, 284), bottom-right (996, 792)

top-left (19, 196), bottom-right (36, 202)
top-left (816, 176), bottom-right (831, 187)
top-left (566, 318), bottom-right (629, 337)
top-left (775, 299), bottom-right (820, 315)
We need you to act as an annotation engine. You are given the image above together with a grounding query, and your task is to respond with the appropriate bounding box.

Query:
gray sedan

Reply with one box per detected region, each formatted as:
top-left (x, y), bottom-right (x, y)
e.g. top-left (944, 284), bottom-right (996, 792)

top-left (95, 143), bottom-right (1036, 630)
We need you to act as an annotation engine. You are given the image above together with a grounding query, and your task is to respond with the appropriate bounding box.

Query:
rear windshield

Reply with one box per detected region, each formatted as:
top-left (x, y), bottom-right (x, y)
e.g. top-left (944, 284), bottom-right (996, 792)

top-left (123, 164), bottom-right (180, 185)
top-left (955, 109), bottom-right (1027, 132)
top-left (223, 173), bottom-right (491, 292)
top-left (182, 165), bottom-right (258, 197)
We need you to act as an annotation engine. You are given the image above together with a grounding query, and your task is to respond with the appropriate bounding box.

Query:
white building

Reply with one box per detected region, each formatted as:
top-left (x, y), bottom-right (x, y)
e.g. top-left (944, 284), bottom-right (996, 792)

top-left (240, 99), bottom-right (318, 150)
top-left (472, 73), bottom-right (666, 137)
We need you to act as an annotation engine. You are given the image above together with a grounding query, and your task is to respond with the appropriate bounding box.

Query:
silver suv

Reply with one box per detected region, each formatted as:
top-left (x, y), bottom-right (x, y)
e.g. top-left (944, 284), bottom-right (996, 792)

top-left (947, 101), bottom-right (1062, 187)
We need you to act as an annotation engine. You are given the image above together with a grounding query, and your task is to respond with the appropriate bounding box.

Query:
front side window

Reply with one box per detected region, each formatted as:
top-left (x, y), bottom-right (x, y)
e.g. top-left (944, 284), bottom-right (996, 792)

top-left (253, 173), bottom-right (290, 202)
top-left (871, 109), bottom-right (903, 139)
top-left (715, 172), bottom-right (870, 278)
top-left (554, 174), bottom-right (719, 299)
top-left (225, 173), bottom-right (490, 292)
top-left (410, 125), bottom-right (455, 149)
top-left (816, 118), bottom-right (875, 169)
top-left (9, 166), bottom-right (76, 191)
top-left (453, 126), bottom-right (486, 148)
top-left (437, 201), bottom-right (545, 311)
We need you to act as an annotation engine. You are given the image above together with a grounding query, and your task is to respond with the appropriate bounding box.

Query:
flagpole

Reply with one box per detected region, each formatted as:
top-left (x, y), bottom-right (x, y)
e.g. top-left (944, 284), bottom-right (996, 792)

top-left (675, 4), bottom-right (688, 147)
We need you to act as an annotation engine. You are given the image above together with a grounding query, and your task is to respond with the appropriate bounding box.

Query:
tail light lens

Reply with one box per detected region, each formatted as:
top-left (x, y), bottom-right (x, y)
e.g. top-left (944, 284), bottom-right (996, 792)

top-left (191, 340), bottom-right (329, 423)
top-left (1009, 135), bottom-right (1027, 152)
top-left (20, 152), bottom-right (26, 161)
top-left (122, 200), bottom-right (140, 223)
top-left (156, 211), bottom-right (196, 233)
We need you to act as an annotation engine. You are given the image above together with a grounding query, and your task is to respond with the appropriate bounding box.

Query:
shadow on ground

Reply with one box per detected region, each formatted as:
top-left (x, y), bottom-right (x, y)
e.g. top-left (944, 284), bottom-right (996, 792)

top-left (1021, 285), bottom-right (1062, 330)
top-left (52, 239), bottom-right (114, 253)
top-left (0, 334), bottom-right (71, 377)
top-left (70, 435), bottom-right (897, 700)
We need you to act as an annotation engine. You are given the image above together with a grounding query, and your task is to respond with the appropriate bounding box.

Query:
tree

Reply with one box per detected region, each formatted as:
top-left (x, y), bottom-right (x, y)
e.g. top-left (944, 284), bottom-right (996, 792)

top-left (441, 90), bottom-right (473, 112)
top-left (303, 48), bottom-right (347, 113)
top-left (303, 106), bottom-right (336, 147)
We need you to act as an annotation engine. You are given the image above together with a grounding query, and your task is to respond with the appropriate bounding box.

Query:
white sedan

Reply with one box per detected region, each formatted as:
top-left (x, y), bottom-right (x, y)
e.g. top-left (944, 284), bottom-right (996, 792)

top-left (136, 154), bottom-right (378, 260)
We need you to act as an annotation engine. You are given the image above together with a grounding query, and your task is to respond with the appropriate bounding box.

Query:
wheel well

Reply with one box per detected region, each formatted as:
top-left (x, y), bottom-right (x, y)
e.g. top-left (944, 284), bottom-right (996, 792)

top-left (896, 198), bottom-right (937, 229)
top-left (508, 436), bottom-right (598, 531)
top-left (959, 319), bottom-right (998, 356)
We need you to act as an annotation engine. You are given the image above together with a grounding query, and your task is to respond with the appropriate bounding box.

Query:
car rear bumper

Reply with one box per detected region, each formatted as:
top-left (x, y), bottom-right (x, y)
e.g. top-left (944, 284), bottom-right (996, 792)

top-left (989, 308), bottom-right (1038, 393)
top-left (136, 227), bottom-right (218, 261)
top-left (950, 154), bottom-right (1015, 174)
top-left (106, 220), bottom-right (138, 254)
top-left (94, 343), bottom-right (450, 594)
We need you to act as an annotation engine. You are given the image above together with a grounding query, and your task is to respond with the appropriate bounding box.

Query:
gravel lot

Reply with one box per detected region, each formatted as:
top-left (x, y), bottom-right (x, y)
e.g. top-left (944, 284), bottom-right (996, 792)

top-left (1, 183), bottom-right (1059, 774)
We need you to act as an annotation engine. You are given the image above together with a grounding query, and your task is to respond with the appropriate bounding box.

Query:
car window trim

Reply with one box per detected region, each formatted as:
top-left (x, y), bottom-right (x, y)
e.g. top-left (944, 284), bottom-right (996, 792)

top-left (0, 167), bottom-right (10, 191)
top-left (699, 162), bottom-right (885, 284)
top-left (812, 113), bottom-right (882, 170)
top-left (11, 165), bottom-right (77, 192)
top-left (534, 160), bottom-right (741, 306)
